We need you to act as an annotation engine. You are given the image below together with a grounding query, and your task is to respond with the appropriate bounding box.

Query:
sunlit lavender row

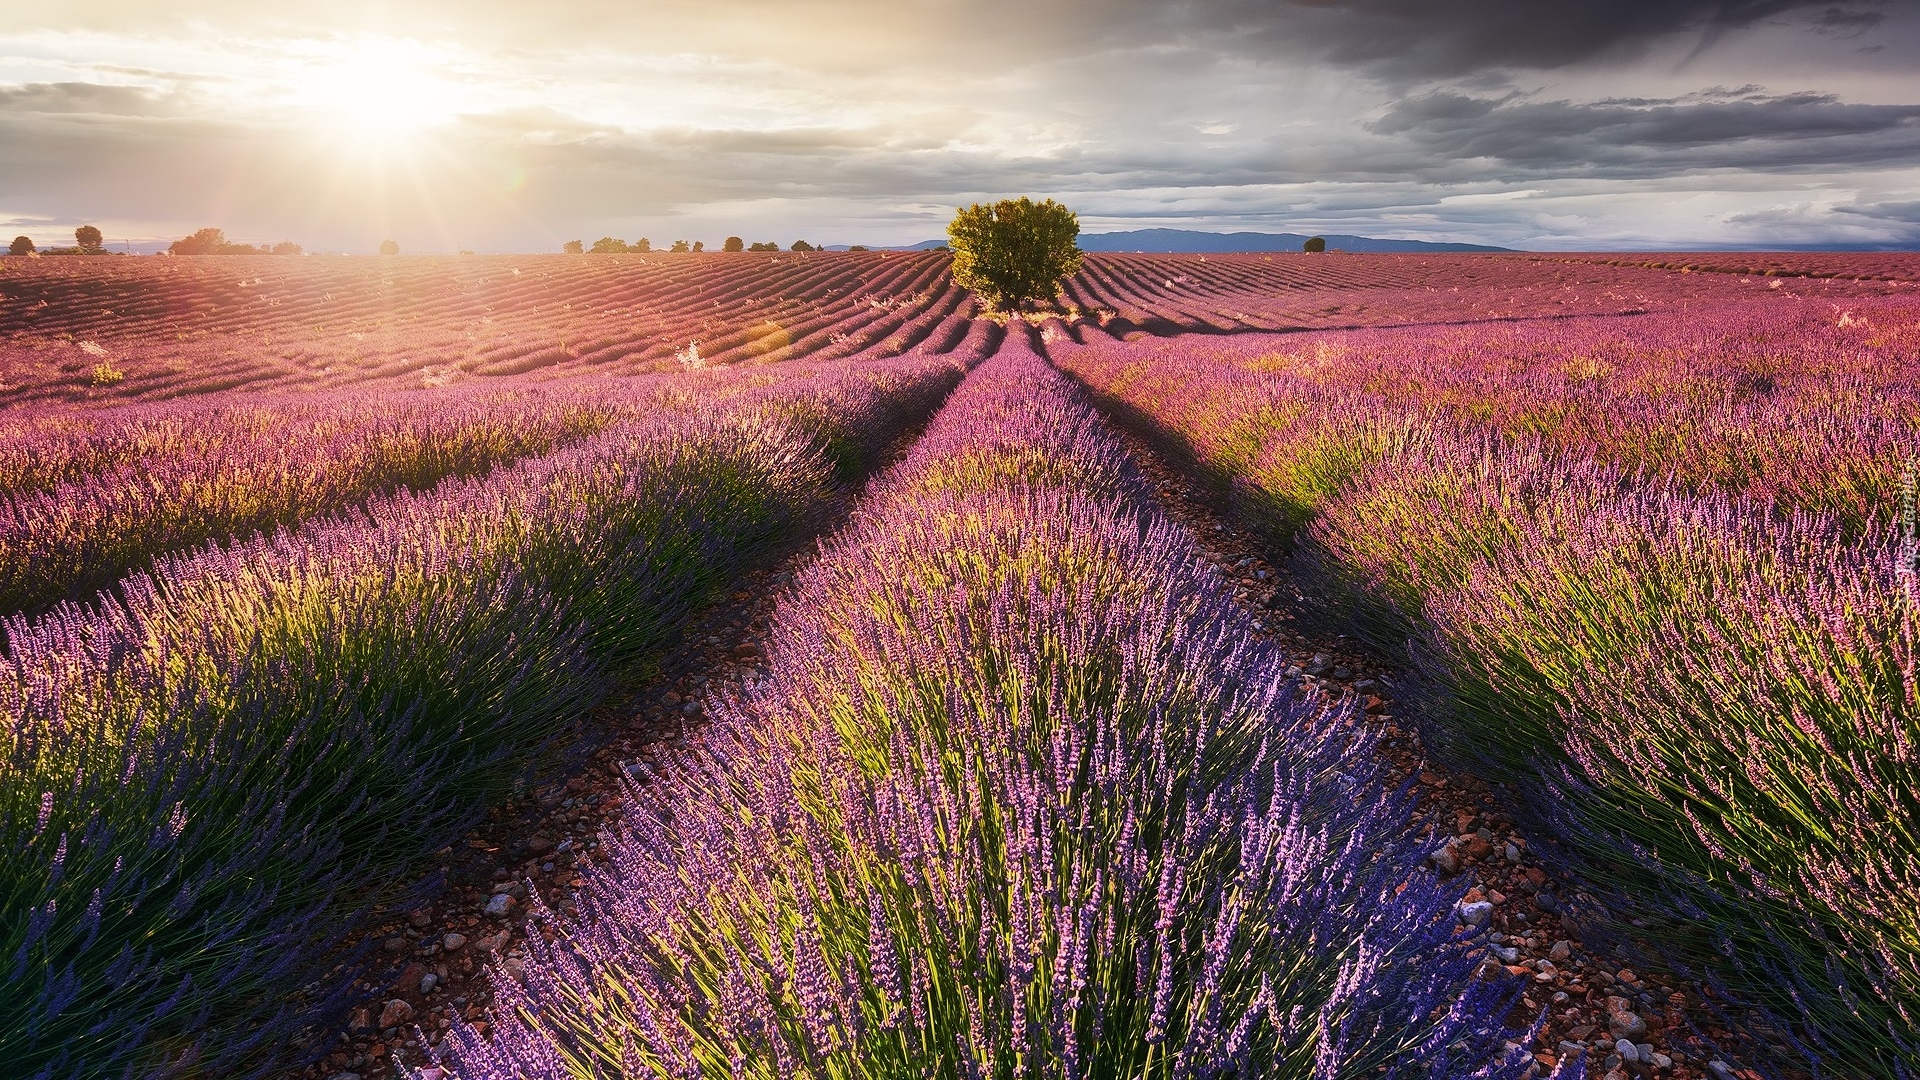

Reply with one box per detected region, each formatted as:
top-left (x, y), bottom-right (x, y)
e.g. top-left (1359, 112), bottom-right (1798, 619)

top-left (1058, 294), bottom-right (1920, 536)
top-left (428, 341), bottom-right (1553, 1079)
top-left (0, 356), bottom-right (980, 619)
top-left (0, 385), bottom-right (637, 617)
top-left (0, 354), bottom-right (964, 1079)
top-left (1055, 306), bottom-right (1920, 1077)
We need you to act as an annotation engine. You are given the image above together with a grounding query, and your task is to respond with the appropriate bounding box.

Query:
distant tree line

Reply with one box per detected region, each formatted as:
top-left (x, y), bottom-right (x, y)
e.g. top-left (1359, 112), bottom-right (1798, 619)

top-left (565, 238), bottom-right (654, 253)
top-left (723, 238), bottom-right (817, 252)
top-left (8, 225), bottom-right (117, 256)
top-left (3, 225), bottom-right (422, 257)
top-left (564, 237), bottom-right (828, 254)
top-left (163, 228), bottom-right (302, 256)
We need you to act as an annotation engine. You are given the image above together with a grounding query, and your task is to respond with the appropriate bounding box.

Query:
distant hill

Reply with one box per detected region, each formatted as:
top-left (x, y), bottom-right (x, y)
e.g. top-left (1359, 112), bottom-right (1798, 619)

top-left (1075, 229), bottom-right (1513, 253)
top-left (880, 229), bottom-right (1510, 253)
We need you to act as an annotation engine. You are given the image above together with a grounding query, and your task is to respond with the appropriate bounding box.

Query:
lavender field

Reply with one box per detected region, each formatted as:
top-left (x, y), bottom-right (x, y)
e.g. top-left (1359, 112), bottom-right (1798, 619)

top-left (2, 252), bottom-right (1916, 1080)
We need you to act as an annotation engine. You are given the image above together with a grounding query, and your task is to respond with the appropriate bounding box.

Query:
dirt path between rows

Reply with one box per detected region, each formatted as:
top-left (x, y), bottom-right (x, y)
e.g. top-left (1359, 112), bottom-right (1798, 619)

top-left (1106, 421), bottom-right (1759, 1080)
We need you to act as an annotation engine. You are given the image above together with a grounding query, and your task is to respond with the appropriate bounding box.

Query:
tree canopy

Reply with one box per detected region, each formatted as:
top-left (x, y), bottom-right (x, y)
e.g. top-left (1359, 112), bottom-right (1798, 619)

top-left (168, 228), bottom-right (264, 255)
top-left (8, 236), bottom-right (33, 257)
top-left (946, 197), bottom-right (1082, 311)
top-left (1302, 236), bottom-right (1327, 253)
top-left (723, 236), bottom-right (745, 252)
top-left (74, 225), bottom-right (104, 254)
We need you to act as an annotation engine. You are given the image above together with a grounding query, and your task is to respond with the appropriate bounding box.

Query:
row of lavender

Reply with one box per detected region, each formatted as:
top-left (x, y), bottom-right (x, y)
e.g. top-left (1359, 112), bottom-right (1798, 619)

top-left (1062, 295), bottom-right (1920, 535)
top-left (0, 355), bottom-right (966, 1079)
top-left (431, 341), bottom-right (1551, 1079)
top-left (0, 362), bottom-right (918, 620)
top-left (1054, 303), bottom-right (1920, 1077)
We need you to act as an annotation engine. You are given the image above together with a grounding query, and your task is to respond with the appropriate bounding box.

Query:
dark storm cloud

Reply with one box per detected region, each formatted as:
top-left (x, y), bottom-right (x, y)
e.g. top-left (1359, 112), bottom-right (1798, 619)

top-left (1369, 89), bottom-right (1920, 175)
top-left (1810, 6), bottom-right (1885, 33)
top-left (1114, 0), bottom-right (1880, 78)
top-left (1835, 199), bottom-right (1920, 223)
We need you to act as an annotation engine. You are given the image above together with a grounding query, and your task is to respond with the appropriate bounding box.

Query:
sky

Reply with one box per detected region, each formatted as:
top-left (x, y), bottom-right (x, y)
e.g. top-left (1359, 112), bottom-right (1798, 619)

top-left (1, 0), bottom-right (1917, 252)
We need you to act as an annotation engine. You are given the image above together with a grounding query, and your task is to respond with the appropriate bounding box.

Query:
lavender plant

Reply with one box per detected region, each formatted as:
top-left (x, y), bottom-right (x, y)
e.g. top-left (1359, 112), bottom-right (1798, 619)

top-left (0, 356), bottom-right (964, 1078)
top-left (0, 359), bottom-right (924, 621)
top-left (432, 342), bottom-right (1544, 1079)
top-left (1055, 307), bottom-right (1920, 1075)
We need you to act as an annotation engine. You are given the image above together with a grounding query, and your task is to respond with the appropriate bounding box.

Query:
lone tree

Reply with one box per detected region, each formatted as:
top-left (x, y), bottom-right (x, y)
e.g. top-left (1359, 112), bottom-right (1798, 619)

top-left (1302, 236), bottom-right (1326, 253)
top-left (8, 236), bottom-right (34, 256)
top-left (379, 239), bottom-right (400, 255)
top-left (946, 197), bottom-right (1082, 311)
top-left (563, 239), bottom-right (584, 254)
top-left (723, 236), bottom-right (744, 252)
top-left (790, 240), bottom-right (813, 252)
top-left (75, 225), bottom-right (104, 254)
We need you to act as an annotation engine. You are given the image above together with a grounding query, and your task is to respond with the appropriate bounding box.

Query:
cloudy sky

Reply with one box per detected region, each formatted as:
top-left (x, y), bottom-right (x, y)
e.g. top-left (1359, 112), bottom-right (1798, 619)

top-left (2, 0), bottom-right (1917, 252)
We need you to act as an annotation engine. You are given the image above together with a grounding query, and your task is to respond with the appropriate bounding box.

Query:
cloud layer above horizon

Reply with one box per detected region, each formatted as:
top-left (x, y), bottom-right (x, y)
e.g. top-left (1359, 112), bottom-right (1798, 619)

top-left (2, 0), bottom-right (1916, 251)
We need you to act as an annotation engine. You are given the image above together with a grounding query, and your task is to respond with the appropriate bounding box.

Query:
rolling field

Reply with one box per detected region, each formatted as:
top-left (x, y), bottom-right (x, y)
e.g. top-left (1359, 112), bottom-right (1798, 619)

top-left (1, 251), bottom-right (1916, 1080)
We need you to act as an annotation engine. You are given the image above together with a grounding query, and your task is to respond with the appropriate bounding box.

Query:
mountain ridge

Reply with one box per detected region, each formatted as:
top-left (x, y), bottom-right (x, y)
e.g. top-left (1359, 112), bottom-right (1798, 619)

top-left (863, 228), bottom-right (1515, 253)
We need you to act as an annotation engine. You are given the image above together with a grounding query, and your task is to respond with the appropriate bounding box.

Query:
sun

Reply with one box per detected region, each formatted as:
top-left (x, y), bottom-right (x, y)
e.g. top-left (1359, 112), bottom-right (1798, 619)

top-left (283, 39), bottom-right (464, 144)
